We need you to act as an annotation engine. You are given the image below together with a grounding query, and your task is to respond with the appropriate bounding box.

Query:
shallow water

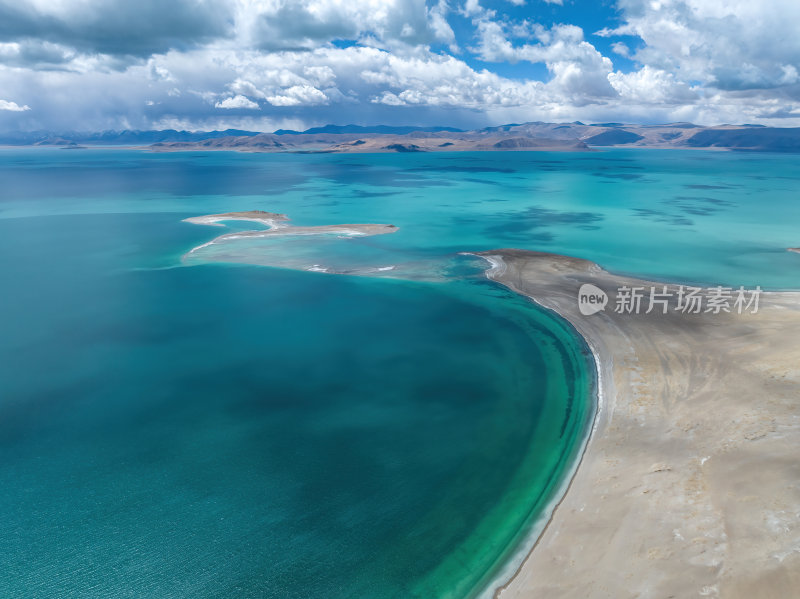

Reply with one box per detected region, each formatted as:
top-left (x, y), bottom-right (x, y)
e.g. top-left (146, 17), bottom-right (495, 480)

top-left (4, 148), bottom-right (798, 287)
top-left (0, 147), bottom-right (797, 598)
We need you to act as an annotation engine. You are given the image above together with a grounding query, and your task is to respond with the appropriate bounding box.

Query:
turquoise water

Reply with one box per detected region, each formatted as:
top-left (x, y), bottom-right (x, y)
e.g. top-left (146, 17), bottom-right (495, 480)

top-left (4, 148), bottom-right (799, 287)
top-left (1, 147), bottom-right (798, 598)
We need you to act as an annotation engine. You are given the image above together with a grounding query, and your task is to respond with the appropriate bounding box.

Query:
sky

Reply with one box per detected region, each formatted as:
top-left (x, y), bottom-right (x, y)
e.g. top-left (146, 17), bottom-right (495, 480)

top-left (1, 0), bottom-right (799, 132)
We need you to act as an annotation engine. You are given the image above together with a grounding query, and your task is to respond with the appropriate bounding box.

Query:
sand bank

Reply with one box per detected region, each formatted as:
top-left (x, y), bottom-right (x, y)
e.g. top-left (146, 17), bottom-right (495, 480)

top-left (481, 250), bottom-right (800, 599)
top-left (183, 210), bottom-right (398, 256)
top-left (183, 210), bottom-right (290, 227)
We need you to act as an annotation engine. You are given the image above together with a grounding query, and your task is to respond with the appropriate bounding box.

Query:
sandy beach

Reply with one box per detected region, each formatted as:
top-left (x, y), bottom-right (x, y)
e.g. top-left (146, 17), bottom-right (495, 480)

top-left (481, 250), bottom-right (800, 599)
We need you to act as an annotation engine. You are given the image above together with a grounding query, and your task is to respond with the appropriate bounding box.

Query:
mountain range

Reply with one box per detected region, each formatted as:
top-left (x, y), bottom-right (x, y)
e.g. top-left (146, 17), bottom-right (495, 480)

top-left (3, 123), bottom-right (800, 153)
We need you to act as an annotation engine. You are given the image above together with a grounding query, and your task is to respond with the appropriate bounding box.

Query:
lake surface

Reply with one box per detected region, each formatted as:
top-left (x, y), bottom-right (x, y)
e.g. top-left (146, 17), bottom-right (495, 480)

top-left (1, 147), bottom-right (797, 598)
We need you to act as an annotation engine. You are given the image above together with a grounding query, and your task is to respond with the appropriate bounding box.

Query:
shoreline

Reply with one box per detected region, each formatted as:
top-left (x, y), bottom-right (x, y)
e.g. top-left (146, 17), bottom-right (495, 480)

top-left (173, 219), bottom-right (800, 595)
top-left (476, 259), bottom-right (606, 599)
top-left (480, 250), bottom-right (800, 599)
top-left (469, 252), bottom-right (608, 599)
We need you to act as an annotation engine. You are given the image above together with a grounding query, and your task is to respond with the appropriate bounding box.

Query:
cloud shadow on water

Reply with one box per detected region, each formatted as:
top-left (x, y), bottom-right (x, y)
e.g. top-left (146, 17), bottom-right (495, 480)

top-left (631, 194), bottom-right (735, 226)
top-left (457, 205), bottom-right (604, 243)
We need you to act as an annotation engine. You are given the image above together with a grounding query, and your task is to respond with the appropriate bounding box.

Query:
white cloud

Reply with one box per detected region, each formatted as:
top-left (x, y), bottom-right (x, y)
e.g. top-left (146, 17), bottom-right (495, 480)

top-left (365, 52), bottom-right (547, 108)
top-left (0, 99), bottom-right (30, 111)
top-left (214, 95), bottom-right (259, 110)
top-left (474, 20), bottom-right (617, 99)
top-left (1, 0), bottom-right (800, 131)
top-left (611, 0), bottom-right (800, 92)
top-left (429, 0), bottom-right (456, 49)
top-left (149, 63), bottom-right (174, 82)
top-left (609, 66), bottom-right (696, 104)
top-left (461, 0), bottom-right (485, 17)
top-left (265, 85), bottom-right (329, 107)
top-left (611, 41), bottom-right (630, 58)
top-left (237, 0), bottom-right (455, 50)
top-left (780, 65), bottom-right (799, 86)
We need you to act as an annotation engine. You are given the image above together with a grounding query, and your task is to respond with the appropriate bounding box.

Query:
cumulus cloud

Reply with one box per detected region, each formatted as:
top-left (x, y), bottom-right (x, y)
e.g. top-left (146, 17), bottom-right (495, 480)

top-left (461, 0), bottom-right (484, 18)
top-left (215, 95), bottom-right (259, 110)
top-left (365, 51), bottom-right (547, 108)
top-left (0, 0), bottom-right (456, 66)
top-left (237, 0), bottom-right (454, 50)
top-left (218, 46), bottom-right (543, 111)
top-left (474, 20), bottom-right (617, 99)
top-left (607, 0), bottom-right (800, 93)
top-left (0, 0), bottom-right (799, 131)
top-left (265, 85), bottom-right (329, 107)
top-left (608, 66), bottom-right (697, 104)
top-left (0, 99), bottom-right (30, 111)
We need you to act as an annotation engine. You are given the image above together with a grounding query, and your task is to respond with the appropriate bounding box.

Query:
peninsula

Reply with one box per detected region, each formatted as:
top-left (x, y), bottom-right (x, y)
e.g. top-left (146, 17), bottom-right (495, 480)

top-left (479, 250), bottom-right (800, 599)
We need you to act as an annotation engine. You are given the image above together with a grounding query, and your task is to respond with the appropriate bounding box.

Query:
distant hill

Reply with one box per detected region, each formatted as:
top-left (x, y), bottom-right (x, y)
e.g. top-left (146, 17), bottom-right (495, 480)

top-left (584, 130), bottom-right (644, 145)
top-left (151, 128), bottom-right (591, 154)
top-left (0, 126), bottom-right (464, 146)
top-left (7, 122), bottom-right (800, 154)
top-left (684, 128), bottom-right (800, 152)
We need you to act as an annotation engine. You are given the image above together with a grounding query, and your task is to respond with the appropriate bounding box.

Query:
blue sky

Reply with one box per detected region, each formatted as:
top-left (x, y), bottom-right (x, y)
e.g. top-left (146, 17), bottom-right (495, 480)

top-left (0, 0), bottom-right (798, 132)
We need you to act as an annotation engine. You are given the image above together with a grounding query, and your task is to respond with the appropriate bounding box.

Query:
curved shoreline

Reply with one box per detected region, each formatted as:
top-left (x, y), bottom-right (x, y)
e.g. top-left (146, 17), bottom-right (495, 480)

top-left (479, 249), bottom-right (800, 599)
top-left (174, 215), bottom-right (800, 597)
top-left (177, 218), bottom-right (601, 599)
top-left (469, 253), bottom-right (607, 599)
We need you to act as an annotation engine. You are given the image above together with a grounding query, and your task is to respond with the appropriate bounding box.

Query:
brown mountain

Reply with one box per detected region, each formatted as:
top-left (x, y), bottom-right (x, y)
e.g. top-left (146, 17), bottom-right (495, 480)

top-left (149, 123), bottom-right (800, 154)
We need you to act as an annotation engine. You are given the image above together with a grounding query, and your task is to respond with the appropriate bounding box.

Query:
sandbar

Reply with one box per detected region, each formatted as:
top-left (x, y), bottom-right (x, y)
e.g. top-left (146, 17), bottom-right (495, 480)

top-left (183, 210), bottom-right (397, 238)
top-left (182, 210), bottom-right (398, 259)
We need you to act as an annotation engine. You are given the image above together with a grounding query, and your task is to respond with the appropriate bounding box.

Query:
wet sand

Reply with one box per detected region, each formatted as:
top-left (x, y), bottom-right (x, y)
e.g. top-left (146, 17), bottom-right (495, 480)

top-left (481, 250), bottom-right (800, 599)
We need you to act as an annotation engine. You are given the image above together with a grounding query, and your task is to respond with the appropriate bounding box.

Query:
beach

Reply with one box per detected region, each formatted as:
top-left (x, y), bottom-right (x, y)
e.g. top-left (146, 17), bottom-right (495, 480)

top-left (482, 250), bottom-right (800, 599)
